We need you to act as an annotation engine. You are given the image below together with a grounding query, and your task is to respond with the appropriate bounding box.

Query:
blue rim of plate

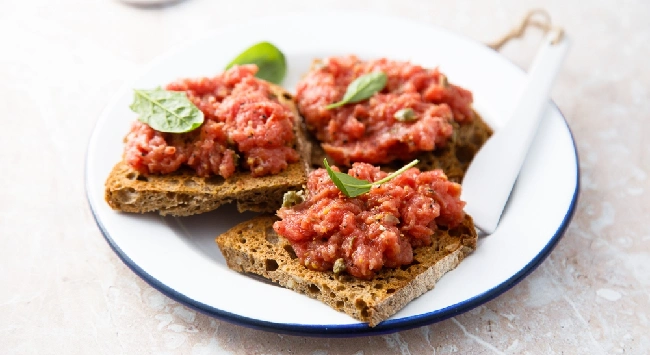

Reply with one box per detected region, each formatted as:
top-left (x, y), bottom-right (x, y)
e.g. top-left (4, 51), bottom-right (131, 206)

top-left (84, 24), bottom-right (580, 338)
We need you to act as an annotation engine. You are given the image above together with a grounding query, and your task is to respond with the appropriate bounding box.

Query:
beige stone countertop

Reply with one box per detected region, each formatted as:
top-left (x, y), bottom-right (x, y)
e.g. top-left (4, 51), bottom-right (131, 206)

top-left (1, 0), bottom-right (648, 353)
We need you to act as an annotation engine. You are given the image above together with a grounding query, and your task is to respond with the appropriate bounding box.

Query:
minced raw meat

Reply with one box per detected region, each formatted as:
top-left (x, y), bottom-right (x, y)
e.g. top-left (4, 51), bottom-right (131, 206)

top-left (295, 56), bottom-right (474, 166)
top-left (124, 65), bottom-right (299, 178)
top-left (273, 163), bottom-right (466, 280)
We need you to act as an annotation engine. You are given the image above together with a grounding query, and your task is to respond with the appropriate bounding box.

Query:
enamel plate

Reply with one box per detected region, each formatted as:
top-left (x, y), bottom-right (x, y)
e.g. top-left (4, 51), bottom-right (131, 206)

top-left (86, 13), bottom-right (579, 336)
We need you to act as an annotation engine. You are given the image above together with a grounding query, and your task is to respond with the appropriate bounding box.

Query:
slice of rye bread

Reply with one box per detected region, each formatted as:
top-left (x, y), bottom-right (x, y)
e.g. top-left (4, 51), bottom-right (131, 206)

top-left (216, 214), bottom-right (477, 327)
top-left (104, 85), bottom-right (312, 216)
top-left (308, 110), bottom-right (493, 183)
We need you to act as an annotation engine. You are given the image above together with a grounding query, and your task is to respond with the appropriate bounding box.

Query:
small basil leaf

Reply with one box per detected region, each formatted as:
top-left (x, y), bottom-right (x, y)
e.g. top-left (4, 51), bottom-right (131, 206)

top-left (131, 88), bottom-right (204, 133)
top-left (325, 71), bottom-right (388, 109)
top-left (225, 41), bottom-right (287, 84)
top-left (323, 158), bottom-right (420, 198)
top-left (323, 159), bottom-right (372, 197)
top-left (334, 172), bottom-right (373, 197)
top-left (394, 108), bottom-right (417, 122)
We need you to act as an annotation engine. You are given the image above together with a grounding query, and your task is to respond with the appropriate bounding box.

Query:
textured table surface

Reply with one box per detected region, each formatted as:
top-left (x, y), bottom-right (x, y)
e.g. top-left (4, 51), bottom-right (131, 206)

top-left (2, 0), bottom-right (649, 354)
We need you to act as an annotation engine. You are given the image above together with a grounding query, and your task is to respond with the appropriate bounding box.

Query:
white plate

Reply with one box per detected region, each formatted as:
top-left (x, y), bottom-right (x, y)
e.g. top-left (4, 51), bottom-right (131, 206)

top-left (86, 13), bottom-right (579, 336)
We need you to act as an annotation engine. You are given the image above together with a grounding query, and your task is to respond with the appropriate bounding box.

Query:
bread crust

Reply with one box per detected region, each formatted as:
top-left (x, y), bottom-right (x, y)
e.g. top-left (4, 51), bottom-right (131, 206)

top-left (104, 84), bottom-right (311, 216)
top-left (216, 215), bottom-right (477, 327)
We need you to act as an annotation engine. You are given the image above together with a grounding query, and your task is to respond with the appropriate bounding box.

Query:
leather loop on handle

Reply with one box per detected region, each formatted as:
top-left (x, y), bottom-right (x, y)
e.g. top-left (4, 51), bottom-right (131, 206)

top-left (488, 9), bottom-right (565, 51)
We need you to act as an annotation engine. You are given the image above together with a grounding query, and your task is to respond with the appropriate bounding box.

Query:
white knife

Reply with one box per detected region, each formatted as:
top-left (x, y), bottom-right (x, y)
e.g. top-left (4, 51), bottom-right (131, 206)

top-left (461, 33), bottom-right (571, 234)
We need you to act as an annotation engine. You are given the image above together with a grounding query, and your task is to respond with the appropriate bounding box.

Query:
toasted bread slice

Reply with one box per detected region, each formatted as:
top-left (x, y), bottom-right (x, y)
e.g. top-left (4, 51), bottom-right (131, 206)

top-left (104, 161), bottom-right (307, 216)
top-left (104, 85), bottom-right (312, 216)
top-left (216, 214), bottom-right (477, 327)
top-left (308, 111), bottom-right (492, 183)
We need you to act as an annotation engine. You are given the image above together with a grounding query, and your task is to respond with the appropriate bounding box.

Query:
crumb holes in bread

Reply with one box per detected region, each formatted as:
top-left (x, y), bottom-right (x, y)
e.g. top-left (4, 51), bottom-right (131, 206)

top-left (265, 259), bottom-right (279, 272)
top-left (307, 284), bottom-right (320, 294)
top-left (282, 245), bottom-right (297, 259)
top-left (355, 299), bottom-right (367, 310)
top-left (330, 292), bottom-right (336, 298)
top-left (126, 172), bottom-right (136, 180)
top-left (282, 92), bottom-right (293, 100)
top-left (399, 259), bottom-right (420, 271)
top-left (387, 288), bottom-right (396, 294)
top-left (117, 188), bottom-right (138, 204)
top-left (373, 283), bottom-right (383, 289)
top-left (336, 285), bottom-right (345, 291)
top-left (240, 238), bottom-right (246, 243)
top-left (360, 307), bottom-right (369, 318)
top-left (183, 179), bottom-right (197, 187)
top-left (335, 301), bottom-right (344, 309)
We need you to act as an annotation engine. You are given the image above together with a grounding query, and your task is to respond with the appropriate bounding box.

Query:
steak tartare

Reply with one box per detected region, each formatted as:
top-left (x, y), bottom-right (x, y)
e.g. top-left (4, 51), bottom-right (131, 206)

top-left (295, 56), bottom-right (474, 166)
top-left (124, 65), bottom-right (299, 178)
top-left (273, 162), bottom-right (466, 279)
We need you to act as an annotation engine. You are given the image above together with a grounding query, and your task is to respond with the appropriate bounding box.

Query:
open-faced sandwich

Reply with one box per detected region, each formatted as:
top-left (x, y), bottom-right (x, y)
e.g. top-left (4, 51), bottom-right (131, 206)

top-left (217, 161), bottom-right (476, 327)
top-left (105, 60), bottom-right (311, 216)
top-left (216, 54), bottom-right (492, 327)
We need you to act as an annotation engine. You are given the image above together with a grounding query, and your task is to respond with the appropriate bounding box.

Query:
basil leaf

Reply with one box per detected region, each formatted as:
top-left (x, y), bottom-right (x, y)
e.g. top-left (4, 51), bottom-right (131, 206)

top-left (325, 71), bottom-right (388, 109)
top-left (225, 41), bottom-right (287, 84)
top-left (394, 108), bottom-right (417, 122)
top-left (131, 88), bottom-right (204, 133)
top-left (323, 158), bottom-right (419, 198)
top-left (323, 159), bottom-right (371, 197)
